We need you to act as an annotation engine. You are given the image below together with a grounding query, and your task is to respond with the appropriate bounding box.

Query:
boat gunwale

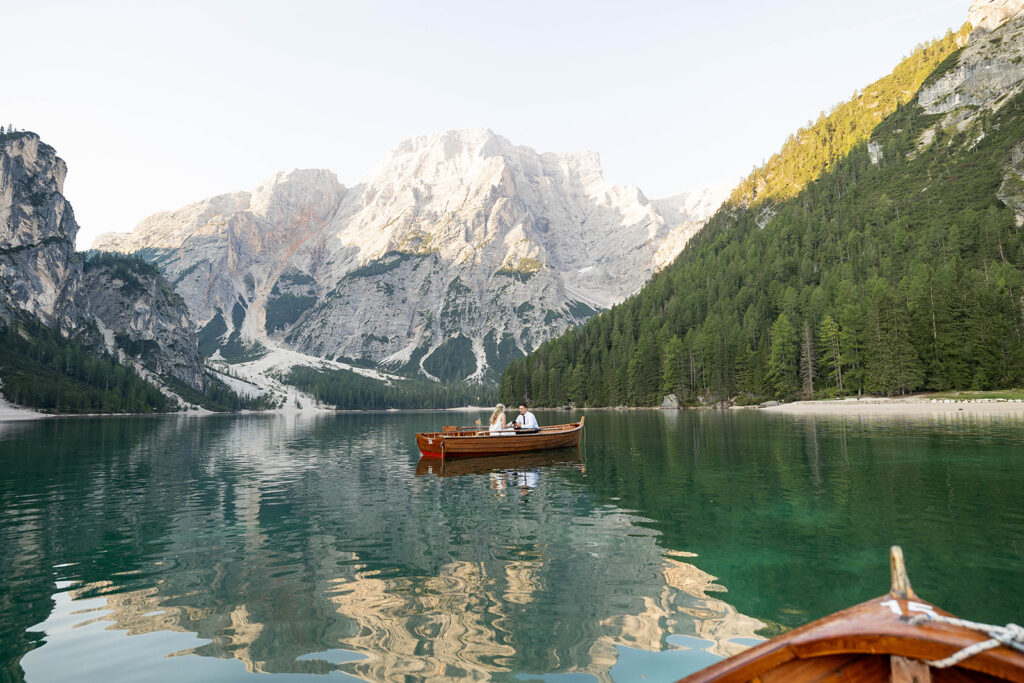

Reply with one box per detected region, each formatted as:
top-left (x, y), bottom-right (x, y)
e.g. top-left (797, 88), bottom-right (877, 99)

top-left (416, 421), bottom-right (583, 441)
top-left (677, 593), bottom-right (1024, 682)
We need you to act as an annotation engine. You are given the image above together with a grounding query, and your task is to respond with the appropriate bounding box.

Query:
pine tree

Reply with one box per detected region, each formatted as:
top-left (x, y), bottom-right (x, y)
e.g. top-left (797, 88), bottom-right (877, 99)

top-left (768, 313), bottom-right (799, 399)
top-left (817, 314), bottom-right (844, 392)
top-left (660, 335), bottom-right (686, 396)
top-left (800, 320), bottom-right (816, 399)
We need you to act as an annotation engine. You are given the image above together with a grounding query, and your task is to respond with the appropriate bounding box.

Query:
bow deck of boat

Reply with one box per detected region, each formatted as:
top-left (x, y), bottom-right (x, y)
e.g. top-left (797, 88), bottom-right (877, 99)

top-left (677, 546), bottom-right (1024, 682)
top-left (416, 417), bottom-right (584, 459)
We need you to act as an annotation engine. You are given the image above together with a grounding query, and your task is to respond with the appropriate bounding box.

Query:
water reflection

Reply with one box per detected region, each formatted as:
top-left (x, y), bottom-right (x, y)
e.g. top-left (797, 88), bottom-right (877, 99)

top-left (4, 413), bottom-right (765, 682)
top-left (415, 448), bottom-right (583, 477)
top-left (579, 410), bottom-right (1024, 628)
top-left (4, 410), bottom-right (1023, 682)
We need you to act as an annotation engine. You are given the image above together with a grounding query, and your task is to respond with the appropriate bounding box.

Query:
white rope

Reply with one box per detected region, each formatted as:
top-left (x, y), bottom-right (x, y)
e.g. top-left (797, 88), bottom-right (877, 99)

top-left (907, 613), bottom-right (1024, 668)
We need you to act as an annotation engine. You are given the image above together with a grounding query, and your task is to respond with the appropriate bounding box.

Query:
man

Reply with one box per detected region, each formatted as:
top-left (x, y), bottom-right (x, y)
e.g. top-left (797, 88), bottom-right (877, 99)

top-left (513, 403), bottom-right (539, 431)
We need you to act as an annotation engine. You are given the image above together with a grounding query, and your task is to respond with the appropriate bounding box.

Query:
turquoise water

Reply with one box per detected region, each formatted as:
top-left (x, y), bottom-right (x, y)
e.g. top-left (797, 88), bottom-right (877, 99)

top-left (1, 410), bottom-right (1022, 681)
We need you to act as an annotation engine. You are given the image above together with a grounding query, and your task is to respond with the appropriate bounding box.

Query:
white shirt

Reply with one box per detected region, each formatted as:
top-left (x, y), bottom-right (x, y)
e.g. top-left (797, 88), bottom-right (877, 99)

top-left (514, 411), bottom-right (539, 430)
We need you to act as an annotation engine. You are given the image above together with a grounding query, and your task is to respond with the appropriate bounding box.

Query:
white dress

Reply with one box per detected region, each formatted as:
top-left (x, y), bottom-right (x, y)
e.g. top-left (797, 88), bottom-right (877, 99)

top-left (489, 417), bottom-right (511, 435)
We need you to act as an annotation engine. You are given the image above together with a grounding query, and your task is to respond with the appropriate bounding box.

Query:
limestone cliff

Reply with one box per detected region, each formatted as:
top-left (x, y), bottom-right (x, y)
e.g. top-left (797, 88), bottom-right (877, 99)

top-left (0, 131), bottom-right (207, 394)
top-left (93, 129), bottom-right (724, 382)
top-left (0, 132), bottom-right (83, 329)
top-left (969, 0), bottom-right (1024, 37)
top-left (916, 8), bottom-right (1024, 225)
top-left (79, 255), bottom-right (205, 389)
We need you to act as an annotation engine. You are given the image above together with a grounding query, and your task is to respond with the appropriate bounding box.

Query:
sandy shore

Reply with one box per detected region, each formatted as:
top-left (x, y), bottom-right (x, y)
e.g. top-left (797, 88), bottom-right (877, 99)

top-left (757, 396), bottom-right (1024, 416)
top-left (6, 394), bottom-right (1024, 421)
top-left (0, 397), bottom-right (49, 421)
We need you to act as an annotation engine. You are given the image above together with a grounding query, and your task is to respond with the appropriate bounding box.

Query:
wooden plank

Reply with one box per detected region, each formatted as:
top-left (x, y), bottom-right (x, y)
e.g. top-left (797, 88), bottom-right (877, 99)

top-left (933, 667), bottom-right (1008, 682)
top-left (756, 654), bottom-right (888, 683)
top-left (892, 656), bottom-right (932, 683)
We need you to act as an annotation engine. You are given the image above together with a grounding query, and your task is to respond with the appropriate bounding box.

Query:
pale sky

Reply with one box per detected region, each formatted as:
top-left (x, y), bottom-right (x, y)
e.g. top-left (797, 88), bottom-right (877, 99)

top-left (4, 0), bottom-right (969, 249)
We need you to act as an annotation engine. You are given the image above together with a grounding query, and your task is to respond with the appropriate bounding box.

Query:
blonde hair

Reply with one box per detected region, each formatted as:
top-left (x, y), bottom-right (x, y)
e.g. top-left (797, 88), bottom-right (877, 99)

top-left (489, 403), bottom-right (505, 426)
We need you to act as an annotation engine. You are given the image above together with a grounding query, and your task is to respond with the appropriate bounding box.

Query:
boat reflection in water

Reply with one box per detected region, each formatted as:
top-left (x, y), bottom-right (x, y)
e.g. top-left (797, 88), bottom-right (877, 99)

top-left (10, 415), bottom-right (769, 682)
top-left (416, 447), bottom-right (584, 478)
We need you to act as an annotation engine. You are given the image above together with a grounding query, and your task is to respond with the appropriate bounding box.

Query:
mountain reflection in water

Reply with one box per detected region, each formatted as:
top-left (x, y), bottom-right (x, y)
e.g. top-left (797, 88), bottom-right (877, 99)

top-left (4, 413), bottom-right (764, 682)
top-left (6, 409), bottom-right (1022, 682)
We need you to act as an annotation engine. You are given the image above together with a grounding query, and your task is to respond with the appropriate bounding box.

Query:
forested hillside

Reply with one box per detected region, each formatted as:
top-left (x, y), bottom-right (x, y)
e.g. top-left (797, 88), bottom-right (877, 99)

top-left (731, 26), bottom-right (969, 207)
top-left (285, 366), bottom-right (496, 410)
top-left (0, 314), bottom-right (174, 413)
top-left (0, 251), bottom-right (270, 413)
top-left (501, 29), bottom-right (1024, 406)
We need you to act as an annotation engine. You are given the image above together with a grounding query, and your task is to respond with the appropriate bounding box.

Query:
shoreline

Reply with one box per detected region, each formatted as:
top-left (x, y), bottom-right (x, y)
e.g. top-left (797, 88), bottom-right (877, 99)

top-left (7, 397), bottom-right (1024, 422)
top-left (754, 396), bottom-right (1024, 416)
top-left (0, 403), bottom-right (507, 423)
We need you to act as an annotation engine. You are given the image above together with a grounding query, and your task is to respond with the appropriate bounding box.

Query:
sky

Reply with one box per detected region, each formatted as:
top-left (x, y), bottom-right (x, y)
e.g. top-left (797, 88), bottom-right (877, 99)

top-left (4, 0), bottom-right (970, 249)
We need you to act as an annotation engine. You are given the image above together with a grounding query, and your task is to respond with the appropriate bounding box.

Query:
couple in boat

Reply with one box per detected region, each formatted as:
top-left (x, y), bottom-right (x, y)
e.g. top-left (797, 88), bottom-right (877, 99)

top-left (488, 402), bottom-right (539, 435)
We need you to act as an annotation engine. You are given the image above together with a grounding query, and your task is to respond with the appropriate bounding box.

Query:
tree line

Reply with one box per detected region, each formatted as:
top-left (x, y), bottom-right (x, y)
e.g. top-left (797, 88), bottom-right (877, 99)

top-left (502, 64), bottom-right (1024, 406)
top-left (286, 365), bottom-right (496, 410)
top-left (0, 316), bottom-right (174, 413)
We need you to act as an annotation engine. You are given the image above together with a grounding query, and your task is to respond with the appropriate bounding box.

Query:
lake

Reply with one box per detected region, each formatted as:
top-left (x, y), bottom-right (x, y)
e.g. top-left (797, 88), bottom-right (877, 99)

top-left (1, 410), bottom-right (1022, 681)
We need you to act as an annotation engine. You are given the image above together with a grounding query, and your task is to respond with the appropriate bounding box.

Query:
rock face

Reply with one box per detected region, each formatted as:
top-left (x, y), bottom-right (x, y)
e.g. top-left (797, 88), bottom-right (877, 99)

top-left (916, 11), bottom-right (1024, 225)
top-left (969, 0), bottom-right (1024, 36)
top-left (79, 257), bottom-right (205, 389)
top-left (0, 131), bottom-right (207, 392)
top-left (0, 133), bottom-right (83, 329)
top-left (918, 17), bottom-right (1024, 118)
top-left (94, 129), bottom-right (725, 382)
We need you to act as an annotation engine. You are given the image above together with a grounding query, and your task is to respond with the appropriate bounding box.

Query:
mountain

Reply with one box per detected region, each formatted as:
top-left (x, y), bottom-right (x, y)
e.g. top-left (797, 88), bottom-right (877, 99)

top-left (0, 132), bottom-right (84, 330)
top-left (92, 130), bottom-right (725, 386)
top-left (502, 5), bottom-right (1024, 406)
top-left (0, 131), bottom-right (221, 412)
top-left (969, 0), bottom-right (1024, 36)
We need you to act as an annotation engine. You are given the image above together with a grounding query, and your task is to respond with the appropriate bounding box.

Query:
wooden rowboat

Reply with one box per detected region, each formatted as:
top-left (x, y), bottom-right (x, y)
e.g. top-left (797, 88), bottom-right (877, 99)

top-left (415, 416), bottom-right (584, 459)
top-left (678, 546), bottom-right (1024, 682)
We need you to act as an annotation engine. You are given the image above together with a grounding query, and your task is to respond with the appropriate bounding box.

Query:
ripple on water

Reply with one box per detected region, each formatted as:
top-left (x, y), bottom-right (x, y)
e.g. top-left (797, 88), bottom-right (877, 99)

top-left (3, 412), bottom-right (1023, 681)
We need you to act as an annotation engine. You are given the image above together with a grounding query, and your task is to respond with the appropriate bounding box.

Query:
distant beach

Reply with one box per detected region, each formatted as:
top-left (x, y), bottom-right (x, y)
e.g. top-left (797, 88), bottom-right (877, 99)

top-left (757, 396), bottom-right (1024, 417)
top-left (0, 397), bottom-right (47, 422)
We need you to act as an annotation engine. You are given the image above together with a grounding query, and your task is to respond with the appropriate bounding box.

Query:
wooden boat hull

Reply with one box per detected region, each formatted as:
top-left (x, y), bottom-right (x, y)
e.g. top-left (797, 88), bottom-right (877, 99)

top-left (678, 547), bottom-right (1024, 682)
top-left (415, 418), bottom-right (584, 459)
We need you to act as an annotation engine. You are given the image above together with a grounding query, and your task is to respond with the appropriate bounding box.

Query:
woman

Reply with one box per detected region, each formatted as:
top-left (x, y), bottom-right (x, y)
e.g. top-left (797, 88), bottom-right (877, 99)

top-left (488, 404), bottom-right (511, 434)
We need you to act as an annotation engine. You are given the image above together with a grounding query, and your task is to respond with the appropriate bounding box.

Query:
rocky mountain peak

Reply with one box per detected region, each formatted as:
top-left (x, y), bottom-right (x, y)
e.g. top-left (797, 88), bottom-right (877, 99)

top-left (91, 191), bottom-right (252, 253)
top-left (93, 169), bottom-right (344, 255)
top-left (1, 132), bottom-right (73, 248)
top-left (969, 0), bottom-right (1024, 37)
top-left (368, 128), bottom-right (608, 194)
top-left (0, 131), bottom-right (208, 394)
top-left (362, 128), bottom-right (523, 195)
top-left (90, 129), bottom-right (724, 386)
top-left (248, 168), bottom-right (344, 227)
top-left (392, 127), bottom-right (502, 155)
top-left (1, 131), bottom-right (80, 326)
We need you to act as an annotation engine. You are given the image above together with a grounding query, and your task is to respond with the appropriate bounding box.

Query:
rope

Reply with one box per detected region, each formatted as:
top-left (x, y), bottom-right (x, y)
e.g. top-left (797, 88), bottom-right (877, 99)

top-left (907, 613), bottom-right (1024, 668)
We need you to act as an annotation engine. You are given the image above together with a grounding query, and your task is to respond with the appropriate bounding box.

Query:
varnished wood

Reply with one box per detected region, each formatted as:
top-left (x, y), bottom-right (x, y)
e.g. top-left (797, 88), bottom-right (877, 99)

top-left (890, 546), bottom-right (917, 599)
top-left (756, 653), bottom-right (886, 682)
top-left (677, 547), bottom-right (1024, 683)
top-left (933, 668), bottom-right (1007, 683)
top-left (416, 417), bottom-right (585, 459)
top-left (892, 656), bottom-right (932, 683)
